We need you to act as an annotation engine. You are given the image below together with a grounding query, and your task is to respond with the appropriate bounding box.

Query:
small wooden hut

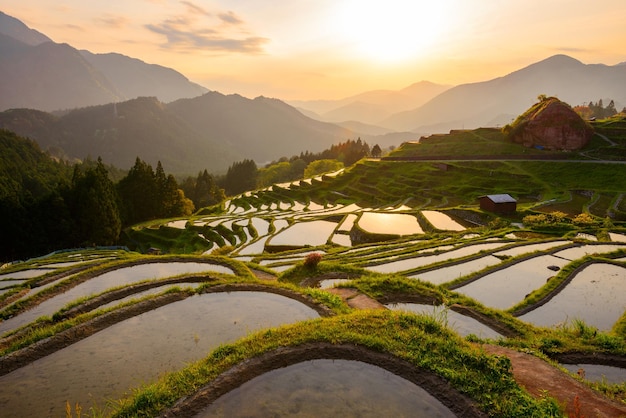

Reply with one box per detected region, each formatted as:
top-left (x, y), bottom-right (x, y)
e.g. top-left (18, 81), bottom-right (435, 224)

top-left (479, 194), bottom-right (517, 214)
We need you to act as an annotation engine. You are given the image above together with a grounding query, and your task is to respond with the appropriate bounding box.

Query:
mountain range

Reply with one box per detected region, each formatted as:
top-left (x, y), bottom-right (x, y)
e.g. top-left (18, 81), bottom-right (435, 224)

top-left (1, 11), bottom-right (625, 175)
top-left (289, 81), bottom-right (451, 124)
top-left (0, 94), bottom-right (375, 174)
top-left (0, 11), bottom-right (207, 112)
top-left (379, 55), bottom-right (626, 133)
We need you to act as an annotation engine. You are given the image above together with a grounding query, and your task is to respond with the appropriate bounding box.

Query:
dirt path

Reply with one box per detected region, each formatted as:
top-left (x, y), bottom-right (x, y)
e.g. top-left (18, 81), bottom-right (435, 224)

top-left (483, 345), bottom-right (626, 417)
top-left (326, 288), bottom-right (386, 310)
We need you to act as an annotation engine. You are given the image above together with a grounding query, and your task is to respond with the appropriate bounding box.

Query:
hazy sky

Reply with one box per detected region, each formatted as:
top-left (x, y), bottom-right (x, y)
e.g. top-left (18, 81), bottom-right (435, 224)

top-left (2, 1), bottom-right (625, 100)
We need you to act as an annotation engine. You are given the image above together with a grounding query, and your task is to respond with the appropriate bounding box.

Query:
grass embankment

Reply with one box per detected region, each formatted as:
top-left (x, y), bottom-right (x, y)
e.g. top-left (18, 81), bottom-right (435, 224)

top-left (388, 128), bottom-right (554, 158)
top-left (110, 310), bottom-right (562, 417)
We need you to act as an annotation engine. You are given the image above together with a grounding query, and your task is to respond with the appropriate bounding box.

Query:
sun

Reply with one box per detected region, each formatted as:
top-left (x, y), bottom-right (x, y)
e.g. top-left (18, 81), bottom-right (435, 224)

top-left (331, 0), bottom-right (451, 62)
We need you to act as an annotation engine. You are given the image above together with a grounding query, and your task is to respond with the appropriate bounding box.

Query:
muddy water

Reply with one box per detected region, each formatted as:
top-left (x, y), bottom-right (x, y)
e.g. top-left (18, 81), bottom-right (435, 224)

top-left (411, 255), bottom-right (502, 285)
top-left (96, 282), bottom-right (206, 311)
top-left (318, 278), bottom-right (352, 289)
top-left (269, 220), bottom-right (337, 246)
top-left (331, 233), bottom-right (352, 246)
top-left (0, 268), bottom-right (55, 280)
top-left (250, 217), bottom-right (270, 236)
top-left (0, 280), bottom-right (24, 289)
top-left (358, 212), bottom-right (423, 235)
top-left (367, 242), bottom-right (508, 274)
top-left (552, 244), bottom-right (626, 261)
top-left (237, 236), bottom-right (270, 255)
top-left (454, 255), bottom-right (570, 310)
top-left (518, 263), bottom-right (626, 330)
top-left (0, 262), bottom-right (234, 336)
top-left (337, 214), bottom-right (358, 231)
top-left (0, 291), bottom-right (320, 418)
top-left (561, 363), bottom-right (626, 384)
top-left (421, 210), bottom-right (465, 231)
top-left (386, 303), bottom-right (503, 339)
top-left (196, 359), bottom-right (456, 418)
top-left (493, 241), bottom-right (569, 258)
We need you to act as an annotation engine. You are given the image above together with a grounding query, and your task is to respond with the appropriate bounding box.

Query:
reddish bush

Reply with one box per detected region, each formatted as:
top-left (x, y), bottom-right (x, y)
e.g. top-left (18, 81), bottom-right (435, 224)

top-left (304, 252), bottom-right (323, 268)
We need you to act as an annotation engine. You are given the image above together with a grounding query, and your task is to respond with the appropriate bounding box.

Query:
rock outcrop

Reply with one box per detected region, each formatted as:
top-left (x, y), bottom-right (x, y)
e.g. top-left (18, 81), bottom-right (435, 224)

top-left (506, 97), bottom-right (593, 150)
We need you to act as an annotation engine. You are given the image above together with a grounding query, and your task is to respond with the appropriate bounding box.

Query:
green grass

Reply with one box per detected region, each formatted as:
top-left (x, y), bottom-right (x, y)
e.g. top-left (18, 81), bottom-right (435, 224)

top-left (109, 311), bottom-right (563, 417)
top-left (388, 128), bottom-right (553, 158)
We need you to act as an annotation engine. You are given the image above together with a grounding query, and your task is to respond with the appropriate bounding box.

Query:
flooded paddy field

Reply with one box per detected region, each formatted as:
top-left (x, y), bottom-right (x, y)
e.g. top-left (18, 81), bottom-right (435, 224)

top-left (197, 359), bottom-right (456, 418)
top-left (518, 263), bottom-right (626, 330)
top-left (0, 291), bottom-right (320, 417)
top-left (0, 261), bottom-right (234, 336)
top-left (4, 175), bottom-right (626, 417)
top-left (385, 302), bottom-right (503, 339)
top-left (561, 363), bottom-right (626, 385)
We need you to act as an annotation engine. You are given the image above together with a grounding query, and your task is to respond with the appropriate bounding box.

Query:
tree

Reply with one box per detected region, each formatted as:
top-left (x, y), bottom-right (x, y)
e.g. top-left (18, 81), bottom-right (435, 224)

top-left (70, 158), bottom-right (121, 245)
top-left (303, 159), bottom-right (344, 178)
top-left (606, 100), bottom-right (617, 117)
top-left (257, 161), bottom-right (292, 188)
top-left (221, 159), bottom-right (258, 196)
top-left (371, 144), bottom-right (382, 158)
top-left (117, 157), bottom-right (158, 224)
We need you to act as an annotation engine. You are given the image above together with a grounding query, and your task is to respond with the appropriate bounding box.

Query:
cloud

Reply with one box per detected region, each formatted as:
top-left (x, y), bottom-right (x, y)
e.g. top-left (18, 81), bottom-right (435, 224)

top-left (145, 1), bottom-right (267, 54)
top-left (218, 11), bottom-right (244, 25)
top-left (95, 14), bottom-right (130, 28)
top-left (181, 1), bottom-right (211, 17)
top-left (553, 46), bottom-right (590, 54)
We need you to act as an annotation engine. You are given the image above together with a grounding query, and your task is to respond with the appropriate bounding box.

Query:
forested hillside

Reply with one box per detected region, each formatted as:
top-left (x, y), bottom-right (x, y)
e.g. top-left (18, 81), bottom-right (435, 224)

top-left (0, 94), bottom-right (365, 175)
top-left (0, 130), bottom-right (197, 261)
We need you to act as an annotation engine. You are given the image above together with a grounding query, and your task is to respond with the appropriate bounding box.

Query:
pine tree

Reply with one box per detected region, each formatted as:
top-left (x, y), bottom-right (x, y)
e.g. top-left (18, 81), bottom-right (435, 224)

top-left (71, 158), bottom-right (121, 246)
top-left (117, 157), bottom-right (157, 224)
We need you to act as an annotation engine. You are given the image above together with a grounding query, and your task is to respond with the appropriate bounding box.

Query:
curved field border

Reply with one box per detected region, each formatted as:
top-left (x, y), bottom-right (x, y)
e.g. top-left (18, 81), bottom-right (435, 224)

top-left (444, 241), bottom-right (577, 290)
top-left (0, 284), bottom-right (335, 376)
top-left (378, 294), bottom-right (520, 339)
top-left (511, 259), bottom-right (626, 317)
top-left (0, 260), bottom-right (111, 310)
top-left (0, 256), bottom-right (246, 321)
top-left (161, 343), bottom-right (488, 418)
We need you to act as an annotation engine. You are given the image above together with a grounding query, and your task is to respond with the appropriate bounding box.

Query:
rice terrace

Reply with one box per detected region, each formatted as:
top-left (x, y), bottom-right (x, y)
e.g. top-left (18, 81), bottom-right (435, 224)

top-left (0, 105), bottom-right (625, 417)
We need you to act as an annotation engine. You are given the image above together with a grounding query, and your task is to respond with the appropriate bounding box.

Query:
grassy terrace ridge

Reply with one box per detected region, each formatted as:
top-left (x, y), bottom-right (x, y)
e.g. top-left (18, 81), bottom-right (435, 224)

top-left (383, 124), bottom-right (626, 162)
top-left (386, 128), bottom-right (559, 158)
top-left (110, 311), bottom-right (562, 417)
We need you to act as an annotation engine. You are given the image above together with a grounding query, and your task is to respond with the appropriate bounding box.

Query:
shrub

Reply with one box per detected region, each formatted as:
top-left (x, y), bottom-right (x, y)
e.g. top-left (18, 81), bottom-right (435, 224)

top-left (303, 252), bottom-right (323, 268)
top-left (573, 213), bottom-right (595, 225)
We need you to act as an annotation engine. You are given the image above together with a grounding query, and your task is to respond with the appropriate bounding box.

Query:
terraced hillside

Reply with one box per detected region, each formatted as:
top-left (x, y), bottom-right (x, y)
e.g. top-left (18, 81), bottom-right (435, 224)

top-left (2, 154), bottom-right (626, 416)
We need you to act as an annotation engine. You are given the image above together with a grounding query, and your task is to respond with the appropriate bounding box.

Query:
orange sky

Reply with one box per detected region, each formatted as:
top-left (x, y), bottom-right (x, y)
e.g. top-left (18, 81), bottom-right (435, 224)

top-left (2, 0), bottom-right (625, 100)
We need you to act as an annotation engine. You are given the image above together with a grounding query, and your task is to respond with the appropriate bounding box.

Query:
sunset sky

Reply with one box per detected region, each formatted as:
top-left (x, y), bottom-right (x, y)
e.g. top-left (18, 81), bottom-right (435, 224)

top-left (2, 0), bottom-right (625, 100)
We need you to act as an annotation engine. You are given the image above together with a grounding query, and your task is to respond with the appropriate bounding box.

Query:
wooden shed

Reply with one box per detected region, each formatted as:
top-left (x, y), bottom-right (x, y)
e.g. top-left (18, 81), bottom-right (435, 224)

top-left (479, 194), bottom-right (517, 214)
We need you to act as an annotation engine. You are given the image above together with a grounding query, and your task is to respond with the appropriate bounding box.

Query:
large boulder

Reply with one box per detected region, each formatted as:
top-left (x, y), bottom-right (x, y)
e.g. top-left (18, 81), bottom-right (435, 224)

top-left (506, 97), bottom-right (593, 150)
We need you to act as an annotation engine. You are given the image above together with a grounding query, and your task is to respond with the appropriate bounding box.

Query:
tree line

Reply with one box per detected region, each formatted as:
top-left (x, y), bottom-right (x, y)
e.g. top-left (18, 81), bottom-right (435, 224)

top-left (574, 99), bottom-right (624, 120)
top-left (0, 130), bottom-right (206, 261)
top-left (221, 138), bottom-right (380, 195)
top-left (0, 130), bottom-right (379, 261)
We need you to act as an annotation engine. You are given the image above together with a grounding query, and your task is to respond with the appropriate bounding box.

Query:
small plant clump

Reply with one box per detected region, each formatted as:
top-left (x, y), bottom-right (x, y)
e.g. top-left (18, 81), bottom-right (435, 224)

top-left (303, 252), bottom-right (323, 268)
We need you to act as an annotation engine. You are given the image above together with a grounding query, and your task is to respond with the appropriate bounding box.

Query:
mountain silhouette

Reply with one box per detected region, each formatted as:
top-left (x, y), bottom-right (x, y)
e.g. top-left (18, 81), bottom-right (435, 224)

top-left (381, 55), bottom-right (626, 133)
top-left (0, 12), bottom-right (207, 112)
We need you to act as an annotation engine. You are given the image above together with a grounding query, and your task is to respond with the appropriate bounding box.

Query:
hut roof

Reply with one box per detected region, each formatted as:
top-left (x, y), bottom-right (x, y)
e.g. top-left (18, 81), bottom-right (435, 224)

top-left (482, 194), bottom-right (517, 203)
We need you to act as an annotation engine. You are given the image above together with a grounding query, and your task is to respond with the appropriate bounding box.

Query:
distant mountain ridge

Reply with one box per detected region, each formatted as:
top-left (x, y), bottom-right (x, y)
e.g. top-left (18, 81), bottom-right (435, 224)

top-left (381, 55), bottom-right (626, 133)
top-left (0, 11), bottom-right (52, 45)
top-left (0, 93), bottom-right (391, 174)
top-left (0, 11), bottom-right (207, 112)
top-left (290, 81), bottom-right (450, 125)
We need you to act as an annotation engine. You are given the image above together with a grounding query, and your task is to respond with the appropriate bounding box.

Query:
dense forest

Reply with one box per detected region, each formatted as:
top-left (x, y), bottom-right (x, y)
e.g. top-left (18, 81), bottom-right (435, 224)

top-left (0, 130), bottom-right (197, 261)
top-left (0, 129), bottom-right (378, 262)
